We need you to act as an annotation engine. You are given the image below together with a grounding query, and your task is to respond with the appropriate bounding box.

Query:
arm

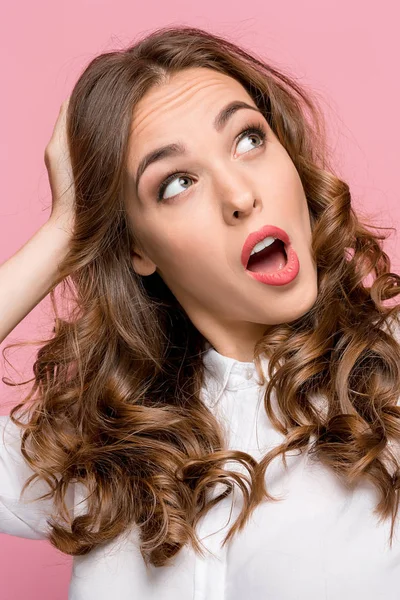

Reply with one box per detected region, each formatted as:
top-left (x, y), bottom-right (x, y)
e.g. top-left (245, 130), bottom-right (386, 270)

top-left (0, 99), bottom-right (78, 539)
top-left (0, 99), bottom-right (74, 345)
top-left (0, 221), bottom-right (76, 538)
top-left (0, 222), bottom-right (71, 344)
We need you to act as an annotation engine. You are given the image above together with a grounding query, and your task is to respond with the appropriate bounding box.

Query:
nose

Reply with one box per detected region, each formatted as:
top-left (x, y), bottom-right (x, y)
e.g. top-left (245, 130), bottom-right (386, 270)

top-left (216, 169), bottom-right (259, 221)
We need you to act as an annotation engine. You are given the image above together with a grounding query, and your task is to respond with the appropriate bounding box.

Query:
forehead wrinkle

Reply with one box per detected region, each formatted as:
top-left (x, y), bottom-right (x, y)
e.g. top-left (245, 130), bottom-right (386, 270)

top-left (131, 74), bottom-right (240, 141)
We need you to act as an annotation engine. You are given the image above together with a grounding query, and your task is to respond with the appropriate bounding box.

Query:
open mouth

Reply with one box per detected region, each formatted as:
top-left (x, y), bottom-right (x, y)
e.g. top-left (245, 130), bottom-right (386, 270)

top-left (246, 238), bottom-right (288, 273)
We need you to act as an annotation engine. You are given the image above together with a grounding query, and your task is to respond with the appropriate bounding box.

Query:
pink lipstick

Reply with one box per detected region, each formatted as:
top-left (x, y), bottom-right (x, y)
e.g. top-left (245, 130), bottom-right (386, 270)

top-left (241, 224), bottom-right (300, 286)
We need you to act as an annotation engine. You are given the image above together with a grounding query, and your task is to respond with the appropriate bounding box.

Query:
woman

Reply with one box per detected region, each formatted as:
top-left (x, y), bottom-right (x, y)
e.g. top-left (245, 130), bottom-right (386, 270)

top-left (1, 25), bottom-right (400, 599)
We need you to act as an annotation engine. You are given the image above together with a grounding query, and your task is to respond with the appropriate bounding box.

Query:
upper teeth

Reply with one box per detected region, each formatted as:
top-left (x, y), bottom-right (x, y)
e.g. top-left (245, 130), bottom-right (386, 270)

top-left (250, 236), bottom-right (277, 256)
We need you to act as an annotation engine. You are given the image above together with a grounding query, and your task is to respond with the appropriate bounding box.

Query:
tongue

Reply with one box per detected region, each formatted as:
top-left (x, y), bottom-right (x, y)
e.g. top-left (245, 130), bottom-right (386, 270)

top-left (247, 239), bottom-right (287, 273)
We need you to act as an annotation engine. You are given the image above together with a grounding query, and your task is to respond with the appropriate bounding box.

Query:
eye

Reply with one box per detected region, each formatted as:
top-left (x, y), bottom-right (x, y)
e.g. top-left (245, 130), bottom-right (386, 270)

top-left (156, 122), bottom-right (267, 203)
top-left (157, 172), bottom-right (193, 202)
top-left (235, 123), bottom-right (266, 156)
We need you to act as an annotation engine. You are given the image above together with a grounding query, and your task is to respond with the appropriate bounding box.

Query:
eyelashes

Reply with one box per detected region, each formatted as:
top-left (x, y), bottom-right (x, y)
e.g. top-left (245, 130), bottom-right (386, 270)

top-left (155, 121), bottom-right (267, 203)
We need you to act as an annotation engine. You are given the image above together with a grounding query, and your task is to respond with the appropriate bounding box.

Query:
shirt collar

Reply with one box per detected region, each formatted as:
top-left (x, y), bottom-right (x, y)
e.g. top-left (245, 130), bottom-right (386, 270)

top-left (201, 342), bottom-right (270, 408)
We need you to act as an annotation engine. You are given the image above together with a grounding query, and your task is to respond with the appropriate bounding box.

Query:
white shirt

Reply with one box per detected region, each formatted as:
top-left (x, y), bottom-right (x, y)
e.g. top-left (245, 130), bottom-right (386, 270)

top-left (1, 344), bottom-right (400, 599)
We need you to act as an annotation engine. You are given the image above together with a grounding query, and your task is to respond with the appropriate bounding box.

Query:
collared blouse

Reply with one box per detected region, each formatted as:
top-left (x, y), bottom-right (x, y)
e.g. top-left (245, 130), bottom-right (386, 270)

top-left (1, 344), bottom-right (400, 599)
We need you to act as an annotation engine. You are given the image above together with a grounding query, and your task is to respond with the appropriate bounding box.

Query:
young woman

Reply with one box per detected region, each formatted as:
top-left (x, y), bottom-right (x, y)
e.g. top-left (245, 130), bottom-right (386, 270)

top-left (1, 25), bottom-right (400, 600)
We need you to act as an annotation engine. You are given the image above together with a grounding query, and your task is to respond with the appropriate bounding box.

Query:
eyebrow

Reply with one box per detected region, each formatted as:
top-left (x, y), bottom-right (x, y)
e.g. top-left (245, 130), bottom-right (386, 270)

top-left (134, 100), bottom-right (263, 194)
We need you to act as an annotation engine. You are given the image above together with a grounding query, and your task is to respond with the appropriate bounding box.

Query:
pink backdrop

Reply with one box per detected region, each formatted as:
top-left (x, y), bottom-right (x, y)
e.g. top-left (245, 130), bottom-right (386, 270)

top-left (1, 1), bottom-right (399, 598)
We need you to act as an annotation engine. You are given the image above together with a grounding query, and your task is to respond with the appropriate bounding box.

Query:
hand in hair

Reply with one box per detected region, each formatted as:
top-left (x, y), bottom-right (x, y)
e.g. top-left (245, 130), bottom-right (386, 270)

top-left (44, 98), bottom-right (76, 237)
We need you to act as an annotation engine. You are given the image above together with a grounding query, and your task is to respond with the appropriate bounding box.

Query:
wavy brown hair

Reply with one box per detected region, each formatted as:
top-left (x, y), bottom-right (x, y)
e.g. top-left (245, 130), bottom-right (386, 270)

top-left (4, 25), bottom-right (400, 567)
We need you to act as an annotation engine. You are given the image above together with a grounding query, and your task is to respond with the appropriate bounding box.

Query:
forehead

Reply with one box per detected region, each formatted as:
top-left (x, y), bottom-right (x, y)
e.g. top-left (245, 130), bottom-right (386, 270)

top-left (130, 67), bottom-right (254, 142)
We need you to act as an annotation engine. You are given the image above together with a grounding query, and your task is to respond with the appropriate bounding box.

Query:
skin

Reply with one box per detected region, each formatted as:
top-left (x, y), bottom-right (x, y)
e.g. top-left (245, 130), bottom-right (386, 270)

top-left (124, 67), bottom-right (318, 362)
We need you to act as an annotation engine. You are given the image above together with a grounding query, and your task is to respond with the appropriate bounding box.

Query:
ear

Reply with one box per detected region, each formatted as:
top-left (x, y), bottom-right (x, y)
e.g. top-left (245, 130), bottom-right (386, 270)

top-left (130, 247), bottom-right (157, 276)
top-left (131, 250), bottom-right (157, 275)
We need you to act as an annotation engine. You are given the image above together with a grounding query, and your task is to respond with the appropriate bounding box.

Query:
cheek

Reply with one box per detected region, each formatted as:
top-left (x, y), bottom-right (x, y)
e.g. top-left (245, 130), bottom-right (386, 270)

top-left (280, 167), bottom-right (308, 219)
top-left (152, 233), bottom-right (203, 270)
top-left (159, 235), bottom-right (225, 286)
top-left (285, 176), bottom-right (313, 245)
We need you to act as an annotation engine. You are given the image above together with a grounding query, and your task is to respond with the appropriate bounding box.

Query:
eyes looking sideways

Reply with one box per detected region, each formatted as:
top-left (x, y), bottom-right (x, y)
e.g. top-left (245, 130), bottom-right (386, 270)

top-left (141, 120), bottom-right (268, 204)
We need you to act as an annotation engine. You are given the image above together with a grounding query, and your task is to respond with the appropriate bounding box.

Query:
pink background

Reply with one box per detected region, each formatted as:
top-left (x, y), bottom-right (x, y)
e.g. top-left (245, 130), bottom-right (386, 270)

top-left (1, 1), bottom-right (399, 598)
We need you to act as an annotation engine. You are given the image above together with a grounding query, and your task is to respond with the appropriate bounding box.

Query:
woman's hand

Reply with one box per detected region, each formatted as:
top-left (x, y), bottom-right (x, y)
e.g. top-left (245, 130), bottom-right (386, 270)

top-left (44, 98), bottom-right (76, 237)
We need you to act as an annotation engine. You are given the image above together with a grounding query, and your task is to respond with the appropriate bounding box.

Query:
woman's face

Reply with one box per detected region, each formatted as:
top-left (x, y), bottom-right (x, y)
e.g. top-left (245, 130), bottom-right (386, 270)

top-left (124, 67), bottom-right (318, 361)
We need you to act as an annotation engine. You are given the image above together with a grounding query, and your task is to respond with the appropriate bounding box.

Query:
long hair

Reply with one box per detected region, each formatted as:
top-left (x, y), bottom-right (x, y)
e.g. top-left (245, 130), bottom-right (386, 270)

top-left (4, 25), bottom-right (400, 567)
